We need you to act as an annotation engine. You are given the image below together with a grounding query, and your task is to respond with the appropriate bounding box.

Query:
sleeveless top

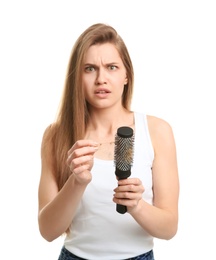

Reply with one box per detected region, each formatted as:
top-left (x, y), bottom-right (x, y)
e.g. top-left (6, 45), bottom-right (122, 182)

top-left (64, 112), bottom-right (154, 259)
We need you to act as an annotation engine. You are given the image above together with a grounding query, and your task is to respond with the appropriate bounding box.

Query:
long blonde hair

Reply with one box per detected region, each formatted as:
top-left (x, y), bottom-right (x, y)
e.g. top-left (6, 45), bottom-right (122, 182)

top-left (50, 23), bottom-right (134, 190)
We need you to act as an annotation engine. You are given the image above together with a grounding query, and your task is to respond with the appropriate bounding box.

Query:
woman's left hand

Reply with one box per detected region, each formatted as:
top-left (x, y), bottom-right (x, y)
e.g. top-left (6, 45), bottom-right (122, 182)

top-left (113, 178), bottom-right (144, 212)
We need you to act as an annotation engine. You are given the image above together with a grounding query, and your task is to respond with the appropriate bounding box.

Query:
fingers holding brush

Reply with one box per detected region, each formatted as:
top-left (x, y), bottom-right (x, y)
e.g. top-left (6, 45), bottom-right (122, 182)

top-left (113, 178), bottom-right (145, 209)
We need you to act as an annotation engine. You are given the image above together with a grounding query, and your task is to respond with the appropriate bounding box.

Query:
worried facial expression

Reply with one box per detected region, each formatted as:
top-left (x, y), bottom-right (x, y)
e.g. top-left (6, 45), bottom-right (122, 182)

top-left (82, 43), bottom-right (128, 109)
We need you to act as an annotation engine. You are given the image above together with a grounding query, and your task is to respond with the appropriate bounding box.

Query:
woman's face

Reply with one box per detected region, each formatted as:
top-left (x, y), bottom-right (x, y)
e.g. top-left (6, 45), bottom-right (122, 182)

top-left (82, 43), bottom-right (128, 110)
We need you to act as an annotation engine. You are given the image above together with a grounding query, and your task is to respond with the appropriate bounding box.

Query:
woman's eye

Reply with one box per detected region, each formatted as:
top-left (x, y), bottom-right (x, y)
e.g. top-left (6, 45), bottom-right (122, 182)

top-left (109, 65), bottom-right (117, 70)
top-left (85, 66), bottom-right (95, 72)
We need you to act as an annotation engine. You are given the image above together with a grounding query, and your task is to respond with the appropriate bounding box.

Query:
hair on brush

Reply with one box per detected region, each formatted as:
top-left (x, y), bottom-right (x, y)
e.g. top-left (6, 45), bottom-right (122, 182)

top-left (114, 126), bottom-right (134, 179)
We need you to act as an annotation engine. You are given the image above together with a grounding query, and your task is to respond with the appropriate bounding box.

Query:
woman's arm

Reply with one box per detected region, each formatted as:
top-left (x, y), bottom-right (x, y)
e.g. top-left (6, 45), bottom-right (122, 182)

top-left (38, 126), bottom-right (98, 242)
top-left (113, 116), bottom-right (179, 240)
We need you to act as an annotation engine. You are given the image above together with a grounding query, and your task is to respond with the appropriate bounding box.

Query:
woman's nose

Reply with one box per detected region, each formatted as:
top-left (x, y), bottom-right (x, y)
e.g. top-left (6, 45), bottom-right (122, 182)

top-left (95, 68), bottom-right (107, 85)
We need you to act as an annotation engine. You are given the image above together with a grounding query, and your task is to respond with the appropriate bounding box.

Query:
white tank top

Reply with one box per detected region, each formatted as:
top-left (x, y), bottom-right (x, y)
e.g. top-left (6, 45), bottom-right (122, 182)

top-left (64, 112), bottom-right (154, 259)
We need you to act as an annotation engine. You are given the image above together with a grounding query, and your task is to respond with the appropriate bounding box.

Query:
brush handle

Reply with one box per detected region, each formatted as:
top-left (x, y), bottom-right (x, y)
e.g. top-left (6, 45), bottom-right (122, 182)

top-left (117, 204), bottom-right (127, 214)
top-left (115, 170), bottom-right (131, 214)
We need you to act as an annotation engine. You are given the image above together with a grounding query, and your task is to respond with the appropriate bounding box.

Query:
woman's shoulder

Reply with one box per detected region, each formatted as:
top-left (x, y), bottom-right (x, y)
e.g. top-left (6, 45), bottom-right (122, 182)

top-left (134, 111), bottom-right (172, 130)
top-left (146, 114), bottom-right (175, 145)
top-left (146, 114), bottom-right (172, 128)
top-left (42, 123), bottom-right (58, 140)
top-left (41, 123), bottom-right (58, 152)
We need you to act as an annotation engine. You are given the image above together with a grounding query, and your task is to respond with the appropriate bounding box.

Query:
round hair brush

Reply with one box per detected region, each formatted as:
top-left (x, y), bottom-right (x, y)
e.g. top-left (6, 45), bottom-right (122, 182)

top-left (114, 126), bottom-right (134, 214)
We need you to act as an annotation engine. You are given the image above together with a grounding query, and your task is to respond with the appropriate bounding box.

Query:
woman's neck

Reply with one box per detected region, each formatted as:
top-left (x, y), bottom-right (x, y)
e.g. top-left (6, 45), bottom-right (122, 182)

top-left (85, 111), bottom-right (134, 143)
top-left (87, 109), bottom-right (133, 134)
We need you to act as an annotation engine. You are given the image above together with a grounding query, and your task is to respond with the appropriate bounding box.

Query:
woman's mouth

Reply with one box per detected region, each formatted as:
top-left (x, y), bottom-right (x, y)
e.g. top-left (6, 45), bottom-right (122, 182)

top-left (95, 88), bottom-right (111, 98)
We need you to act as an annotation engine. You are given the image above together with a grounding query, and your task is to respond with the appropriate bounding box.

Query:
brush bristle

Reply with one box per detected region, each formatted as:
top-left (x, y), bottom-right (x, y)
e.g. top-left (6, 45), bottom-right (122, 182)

top-left (114, 127), bottom-right (134, 171)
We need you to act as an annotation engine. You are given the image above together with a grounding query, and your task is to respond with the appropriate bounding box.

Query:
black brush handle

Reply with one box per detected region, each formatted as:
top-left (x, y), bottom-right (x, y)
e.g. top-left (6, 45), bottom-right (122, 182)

top-left (117, 204), bottom-right (127, 214)
top-left (116, 169), bottom-right (131, 214)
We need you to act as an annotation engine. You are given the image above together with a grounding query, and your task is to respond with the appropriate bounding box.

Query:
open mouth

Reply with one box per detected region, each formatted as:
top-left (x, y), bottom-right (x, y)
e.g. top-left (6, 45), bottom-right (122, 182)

top-left (95, 88), bottom-right (111, 94)
top-left (96, 90), bottom-right (108, 94)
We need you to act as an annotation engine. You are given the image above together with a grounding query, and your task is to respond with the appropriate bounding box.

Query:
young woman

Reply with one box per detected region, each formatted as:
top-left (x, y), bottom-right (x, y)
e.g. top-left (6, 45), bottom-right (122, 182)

top-left (38, 23), bottom-right (179, 260)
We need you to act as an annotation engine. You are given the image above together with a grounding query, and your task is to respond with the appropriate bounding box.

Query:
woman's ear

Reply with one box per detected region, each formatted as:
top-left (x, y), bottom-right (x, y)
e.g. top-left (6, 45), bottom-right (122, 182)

top-left (124, 76), bottom-right (128, 85)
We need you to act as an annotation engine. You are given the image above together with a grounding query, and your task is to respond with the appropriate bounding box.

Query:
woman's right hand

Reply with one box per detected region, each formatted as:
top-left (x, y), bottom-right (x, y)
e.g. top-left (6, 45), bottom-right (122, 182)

top-left (38, 135), bottom-right (99, 241)
top-left (66, 140), bottom-right (99, 184)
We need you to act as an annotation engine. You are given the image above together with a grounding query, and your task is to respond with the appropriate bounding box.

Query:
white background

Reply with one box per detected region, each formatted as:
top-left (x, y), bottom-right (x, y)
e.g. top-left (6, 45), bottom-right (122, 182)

top-left (0, 0), bottom-right (216, 259)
